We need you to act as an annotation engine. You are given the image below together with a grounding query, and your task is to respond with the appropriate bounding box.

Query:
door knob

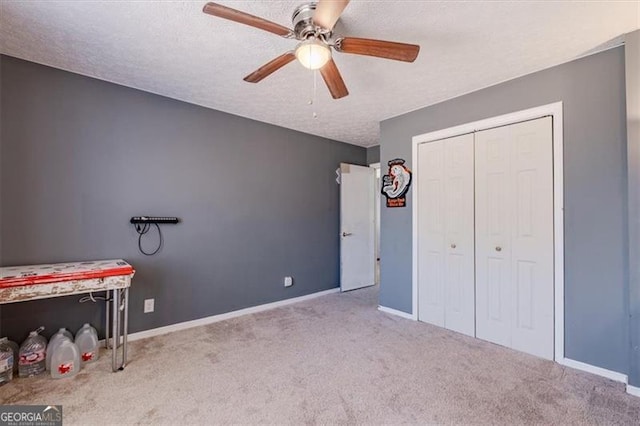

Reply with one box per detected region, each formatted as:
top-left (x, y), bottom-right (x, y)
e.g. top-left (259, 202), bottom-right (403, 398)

top-left (342, 232), bottom-right (353, 237)
top-left (450, 243), bottom-right (457, 249)
top-left (495, 246), bottom-right (502, 252)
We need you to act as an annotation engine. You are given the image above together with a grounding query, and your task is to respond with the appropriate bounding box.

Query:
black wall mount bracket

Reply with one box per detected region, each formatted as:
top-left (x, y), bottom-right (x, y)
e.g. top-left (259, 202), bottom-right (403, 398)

top-left (130, 216), bottom-right (179, 224)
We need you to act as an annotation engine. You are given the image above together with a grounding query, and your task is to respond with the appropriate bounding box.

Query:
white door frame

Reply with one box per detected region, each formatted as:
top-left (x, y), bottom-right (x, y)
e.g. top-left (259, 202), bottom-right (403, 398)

top-left (411, 102), bottom-right (565, 362)
top-left (369, 162), bottom-right (381, 268)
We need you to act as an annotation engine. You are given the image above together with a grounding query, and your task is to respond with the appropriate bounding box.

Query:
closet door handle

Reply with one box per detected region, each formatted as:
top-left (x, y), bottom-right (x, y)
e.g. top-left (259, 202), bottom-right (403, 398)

top-left (450, 243), bottom-right (457, 249)
top-left (495, 246), bottom-right (502, 252)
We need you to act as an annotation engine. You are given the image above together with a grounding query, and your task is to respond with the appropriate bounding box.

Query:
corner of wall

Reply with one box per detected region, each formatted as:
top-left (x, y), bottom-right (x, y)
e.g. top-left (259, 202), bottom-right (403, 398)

top-left (0, 53), bottom-right (3, 268)
top-left (367, 145), bottom-right (380, 165)
top-left (625, 29), bottom-right (640, 387)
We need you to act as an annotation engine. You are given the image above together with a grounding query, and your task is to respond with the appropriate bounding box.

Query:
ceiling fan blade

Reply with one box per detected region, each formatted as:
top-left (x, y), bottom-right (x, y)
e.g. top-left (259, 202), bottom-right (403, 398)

top-left (319, 59), bottom-right (349, 99)
top-left (313, 0), bottom-right (350, 30)
top-left (243, 52), bottom-right (296, 83)
top-left (337, 37), bottom-right (420, 62)
top-left (203, 2), bottom-right (292, 37)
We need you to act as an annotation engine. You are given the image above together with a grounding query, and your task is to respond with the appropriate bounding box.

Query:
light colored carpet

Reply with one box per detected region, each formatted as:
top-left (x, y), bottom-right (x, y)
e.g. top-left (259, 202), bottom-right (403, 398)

top-left (1, 285), bottom-right (639, 425)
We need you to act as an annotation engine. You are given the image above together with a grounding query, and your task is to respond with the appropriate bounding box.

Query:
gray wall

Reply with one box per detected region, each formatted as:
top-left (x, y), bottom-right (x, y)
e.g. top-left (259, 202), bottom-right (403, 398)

top-left (626, 30), bottom-right (640, 386)
top-left (0, 56), bottom-right (366, 342)
top-left (380, 46), bottom-right (629, 374)
top-left (366, 145), bottom-right (380, 165)
top-left (0, 55), bottom-right (3, 267)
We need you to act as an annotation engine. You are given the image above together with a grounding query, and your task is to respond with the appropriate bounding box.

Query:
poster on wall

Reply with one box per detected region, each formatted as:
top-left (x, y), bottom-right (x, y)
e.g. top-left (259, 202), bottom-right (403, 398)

top-left (381, 158), bottom-right (412, 208)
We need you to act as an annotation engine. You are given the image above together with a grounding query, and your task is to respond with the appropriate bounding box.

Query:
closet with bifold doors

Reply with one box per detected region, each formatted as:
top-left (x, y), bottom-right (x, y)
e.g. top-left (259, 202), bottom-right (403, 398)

top-left (417, 116), bottom-right (554, 360)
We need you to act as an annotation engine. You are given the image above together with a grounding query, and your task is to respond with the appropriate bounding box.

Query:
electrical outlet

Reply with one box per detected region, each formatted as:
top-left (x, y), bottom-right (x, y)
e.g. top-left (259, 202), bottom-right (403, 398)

top-left (144, 298), bottom-right (155, 313)
top-left (284, 276), bottom-right (293, 287)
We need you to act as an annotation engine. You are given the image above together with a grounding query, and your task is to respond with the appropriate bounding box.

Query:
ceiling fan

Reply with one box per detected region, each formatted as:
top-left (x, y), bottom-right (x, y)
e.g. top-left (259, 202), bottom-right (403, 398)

top-left (202, 0), bottom-right (420, 99)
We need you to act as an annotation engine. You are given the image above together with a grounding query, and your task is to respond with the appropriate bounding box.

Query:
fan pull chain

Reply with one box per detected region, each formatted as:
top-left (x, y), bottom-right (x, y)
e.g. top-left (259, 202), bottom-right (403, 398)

top-left (307, 69), bottom-right (318, 119)
top-left (313, 70), bottom-right (318, 119)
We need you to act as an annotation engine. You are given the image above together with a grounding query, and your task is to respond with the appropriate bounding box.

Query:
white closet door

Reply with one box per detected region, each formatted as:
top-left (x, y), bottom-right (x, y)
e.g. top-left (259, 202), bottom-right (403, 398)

top-left (418, 133), bottom-right (475, 336)
top-left (508, 117), bottom-right (554, 359)
top-left (475, 125), bottom-right (513, 347)
top-left (443, 135), bottom-right (475, 336)
top-left (475, 117), bottom-right (553, 359)
top-left (418, 140), bottom-right (446, 327)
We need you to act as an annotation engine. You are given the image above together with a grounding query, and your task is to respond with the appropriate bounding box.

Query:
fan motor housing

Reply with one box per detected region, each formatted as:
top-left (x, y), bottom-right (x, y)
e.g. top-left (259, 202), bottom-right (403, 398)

top-left (292, 3), bottom-right (329, 40)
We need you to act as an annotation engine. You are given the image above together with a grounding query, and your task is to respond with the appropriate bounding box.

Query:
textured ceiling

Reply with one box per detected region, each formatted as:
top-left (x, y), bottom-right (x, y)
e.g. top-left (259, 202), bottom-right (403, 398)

top-left (1, 1), bottom-right (638, 147)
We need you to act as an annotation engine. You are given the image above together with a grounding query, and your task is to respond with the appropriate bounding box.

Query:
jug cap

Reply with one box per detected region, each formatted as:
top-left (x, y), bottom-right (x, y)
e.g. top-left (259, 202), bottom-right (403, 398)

top-left (29, 326), bottom-right (45, 336)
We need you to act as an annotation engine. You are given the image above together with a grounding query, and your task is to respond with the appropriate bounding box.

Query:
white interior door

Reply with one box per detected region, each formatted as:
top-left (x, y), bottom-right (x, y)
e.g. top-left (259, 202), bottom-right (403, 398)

top-left (475, 125), bottom-right (513, 347)
top-left (418, 140), bottom-right (446, 326)
top-left (340, 163), bottom-right (375, 292)
top-left (443, 135), bottom-right (475, 336)
top-left (374, 166), bottom-right (381, 261)
top-left (475, 117), bottom-right (554, 359)
top-left (373, 165), bottom-right (381, 285)
top-left (418, 134), bottom-right (475, 336)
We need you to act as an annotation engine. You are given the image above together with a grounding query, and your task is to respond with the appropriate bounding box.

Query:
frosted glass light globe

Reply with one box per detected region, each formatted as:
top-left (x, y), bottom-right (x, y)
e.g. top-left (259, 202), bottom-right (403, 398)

top-left (295, 39), bottom-right (331, 70)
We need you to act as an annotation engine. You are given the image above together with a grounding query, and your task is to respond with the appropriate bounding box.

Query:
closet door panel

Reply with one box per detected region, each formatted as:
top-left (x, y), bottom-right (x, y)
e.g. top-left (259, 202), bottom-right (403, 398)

top-left (417, 141), bottom-right (446, 327)
top-left (509, 117), bottom-right (554, 360)
top-left (475, 126), bottom-right (512, 348)
top-left (443, 134), bottom-right (475, 336)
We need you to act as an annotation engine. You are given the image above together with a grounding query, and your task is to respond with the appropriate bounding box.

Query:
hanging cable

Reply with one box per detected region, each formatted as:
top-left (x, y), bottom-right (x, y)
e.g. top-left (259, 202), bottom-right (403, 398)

top-left (79, 292), bottom-right (108, 303)
top-left (135, 222), bottom-right (163, 256)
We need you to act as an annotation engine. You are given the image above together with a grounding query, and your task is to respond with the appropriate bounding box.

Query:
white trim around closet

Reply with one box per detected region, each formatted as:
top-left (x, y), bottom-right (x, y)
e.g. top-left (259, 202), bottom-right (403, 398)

top-left (411, 102), bottom-right (565, 361)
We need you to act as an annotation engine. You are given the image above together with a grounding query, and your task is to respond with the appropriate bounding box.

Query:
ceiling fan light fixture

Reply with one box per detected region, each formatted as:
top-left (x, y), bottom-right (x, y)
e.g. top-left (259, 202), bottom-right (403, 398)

top-left (295, 38), bottom-right (331, 70)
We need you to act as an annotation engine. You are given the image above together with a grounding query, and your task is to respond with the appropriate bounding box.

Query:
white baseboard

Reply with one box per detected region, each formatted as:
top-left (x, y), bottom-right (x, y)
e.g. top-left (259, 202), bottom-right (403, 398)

top-left (378, 305), bottom-right (416, 320)
top-left (558, 357), bottom-right (628, 384)
top-left (627, 384), bottom-right (640, 397)
top-left (127, 287), bottom-right (340, 342)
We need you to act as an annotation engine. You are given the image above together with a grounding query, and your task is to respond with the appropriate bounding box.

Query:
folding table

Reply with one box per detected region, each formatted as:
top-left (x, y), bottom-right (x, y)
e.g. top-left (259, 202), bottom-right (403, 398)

top-left (0, 259), bottom-right (135, 372)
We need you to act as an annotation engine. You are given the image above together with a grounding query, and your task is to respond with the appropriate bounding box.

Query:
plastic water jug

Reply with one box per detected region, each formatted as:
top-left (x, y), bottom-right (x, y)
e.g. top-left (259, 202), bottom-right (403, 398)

top-left (19, 327), bottom-right (47, 378)
top-left (75, 323), bottom-right (98, 340)
top-left (0, 338), bottom-right (19, 375)
top-left (51, 339), bottom-right (80, 379)
top-left (57, 328), bottom-right (73, 341)
top-left (75, 324), bottom-right (99, 364)
top-left (46, 328), bottom-right (73, 371)
top-left (0, 339), bottom-right (13, 386)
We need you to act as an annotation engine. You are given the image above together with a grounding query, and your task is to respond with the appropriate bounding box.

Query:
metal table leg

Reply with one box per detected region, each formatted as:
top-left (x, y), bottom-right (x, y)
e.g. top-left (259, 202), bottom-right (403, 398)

top-left (122, 287), bottom-right (129, 370)
top-left (105, 290), bottom-right (110, 349)
top-left (109, 287), bottom-right (129, 372)
top-left (111, 288), bottom-right (120, 372)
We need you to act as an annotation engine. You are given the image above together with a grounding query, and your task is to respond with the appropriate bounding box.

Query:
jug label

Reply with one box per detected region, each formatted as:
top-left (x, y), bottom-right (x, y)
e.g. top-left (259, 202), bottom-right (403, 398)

top-left (81, 352), bottom-right (94, 362)
top-left (20, 349), bottom-right (45, 365)
top-left (57, 362), bottom-right (74, 375)
top-left (0, 356), bottom-right (12, 372)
